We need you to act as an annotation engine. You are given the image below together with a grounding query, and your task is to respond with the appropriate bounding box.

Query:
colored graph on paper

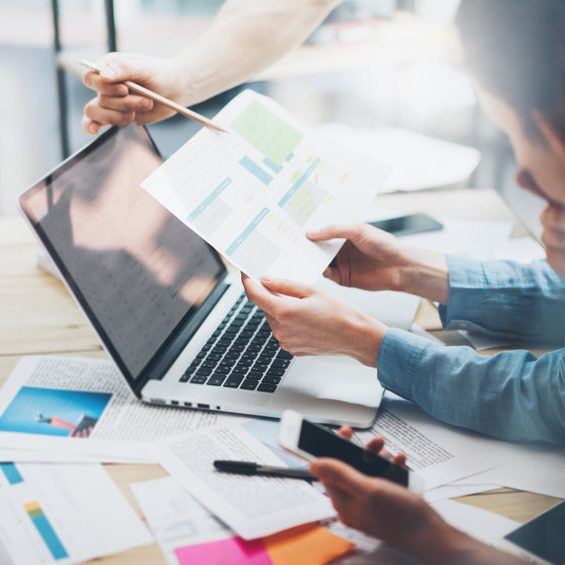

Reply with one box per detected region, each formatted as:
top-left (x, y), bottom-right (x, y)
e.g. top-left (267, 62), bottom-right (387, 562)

top-left (25, 501), bottom-right (69, 560)
top-left (142, 90), bottom-right (389, 283)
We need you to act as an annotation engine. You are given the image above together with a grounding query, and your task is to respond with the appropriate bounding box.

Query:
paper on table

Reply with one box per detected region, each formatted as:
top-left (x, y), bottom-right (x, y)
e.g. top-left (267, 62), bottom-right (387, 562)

top-left (465, 445), bottom-right (565, 499)
top-left (133, 476), bottom-right (352, 565)
top-left (0, 356), bottom-right (226, 462)
top-left (494, 237), bottom-right (546, 264)
top-left (0, 462), bottom-right (151, 564)
top-left (142, 90), bottom-right (390, 284)
top-left (424, 481), bottom-right (500, 503)
top-left (318, 124), bottom-right (480, 193)
top-left (356, 394), bottom-right (508, 490)
top-left (399, 218), bottom-right (514, 260)
top-left (360, 394), bottom-right (565, 497)
top-left (131, 476), bottom-right (232, 564)
top-left (151, 424), bottom-right (335, 540)
top-left (431, 500), bottom-right (519, 545)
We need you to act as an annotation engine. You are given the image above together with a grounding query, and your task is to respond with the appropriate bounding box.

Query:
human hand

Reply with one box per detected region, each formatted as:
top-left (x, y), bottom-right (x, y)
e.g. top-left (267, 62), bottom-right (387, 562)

top-left (540, 204), bottom-right (565, 275)
top-left (335, 425), bottom-right (407, 467)
top-left (516, 168), bottom-right (565, 275)
top-left (82, 52), bottom-right (185, 134)
top-left (307, 224), bottom-right (449, 303)
top-left (310, 457), bottom-right (442, 553)
top-left (241, 274), bottom-right (387, 367)
top-left (311, 434), bottom-right (526, 564)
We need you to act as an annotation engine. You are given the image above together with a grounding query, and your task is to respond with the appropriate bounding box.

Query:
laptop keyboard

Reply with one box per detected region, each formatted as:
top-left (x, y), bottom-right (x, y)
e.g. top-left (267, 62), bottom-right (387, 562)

top-left (180, 293), bottom-right (293, 393)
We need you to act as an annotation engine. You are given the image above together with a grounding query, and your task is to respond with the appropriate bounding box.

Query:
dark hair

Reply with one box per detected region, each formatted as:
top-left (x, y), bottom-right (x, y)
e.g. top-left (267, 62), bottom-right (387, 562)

top-left (456, 0), bottom-right (565, 138)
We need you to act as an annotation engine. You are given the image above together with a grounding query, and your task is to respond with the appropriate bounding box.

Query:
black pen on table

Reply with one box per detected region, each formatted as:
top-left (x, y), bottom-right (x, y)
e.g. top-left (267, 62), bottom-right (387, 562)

top-left (214, 460), bottom-right (316, 481)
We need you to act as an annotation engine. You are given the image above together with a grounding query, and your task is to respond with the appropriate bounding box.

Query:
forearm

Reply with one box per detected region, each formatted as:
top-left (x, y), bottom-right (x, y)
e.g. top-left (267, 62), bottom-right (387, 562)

top-left (399, 247), bottom-right (449, 303)
top-left (405, 519), bottom-right (525, 565)
top-left (378, 329), bottom-right (565, 445)
top-left (174, 0), bottom-right (340, 106)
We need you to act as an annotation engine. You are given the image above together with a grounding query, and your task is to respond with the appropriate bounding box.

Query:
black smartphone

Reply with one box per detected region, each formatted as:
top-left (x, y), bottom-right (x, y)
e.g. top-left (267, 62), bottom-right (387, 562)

top-left (278, 410), bottom-right (421, 491)
top-left (368, 213), bottom-right (443, 237)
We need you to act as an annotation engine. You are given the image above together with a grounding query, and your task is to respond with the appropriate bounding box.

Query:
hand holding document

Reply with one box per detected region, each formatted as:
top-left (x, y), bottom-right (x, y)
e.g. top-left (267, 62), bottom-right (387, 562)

top-left (142, 90), bottom-right (390, 283)
top-left (151, 424), bottom-right (335, 540)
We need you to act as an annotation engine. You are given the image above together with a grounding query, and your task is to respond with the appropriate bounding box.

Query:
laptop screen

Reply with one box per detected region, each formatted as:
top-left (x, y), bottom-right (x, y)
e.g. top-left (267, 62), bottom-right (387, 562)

top-left (20, 125), bottom-right (226, 383)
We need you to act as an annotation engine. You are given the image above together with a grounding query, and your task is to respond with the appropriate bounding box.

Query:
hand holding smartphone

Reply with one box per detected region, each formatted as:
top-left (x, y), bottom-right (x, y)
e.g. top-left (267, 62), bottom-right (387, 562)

top-left (278, 410), bottom-right (423, 492)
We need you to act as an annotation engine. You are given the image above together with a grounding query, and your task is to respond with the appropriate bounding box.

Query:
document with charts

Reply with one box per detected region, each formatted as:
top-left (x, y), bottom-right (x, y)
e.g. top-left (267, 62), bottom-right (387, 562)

top-left (142, 90), bottom-right (390, 283)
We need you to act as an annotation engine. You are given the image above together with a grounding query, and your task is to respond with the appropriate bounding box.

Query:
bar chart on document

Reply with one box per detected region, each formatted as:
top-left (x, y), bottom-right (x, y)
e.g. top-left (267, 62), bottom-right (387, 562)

top-left (142, 90), bottom-right (390, 283)
top-left (0, 462), bottom-right (151, 564)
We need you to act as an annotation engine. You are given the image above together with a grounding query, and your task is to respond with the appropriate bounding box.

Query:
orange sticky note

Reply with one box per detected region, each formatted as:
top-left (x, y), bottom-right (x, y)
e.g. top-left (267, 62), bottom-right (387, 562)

top-left (263, 524), bottom-right (355, 565)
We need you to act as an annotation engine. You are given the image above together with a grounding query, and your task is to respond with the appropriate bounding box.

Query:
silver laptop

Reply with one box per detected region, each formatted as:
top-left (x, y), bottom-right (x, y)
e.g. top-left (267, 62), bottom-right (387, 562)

top-left (19, 125), bottom-right (382, 428)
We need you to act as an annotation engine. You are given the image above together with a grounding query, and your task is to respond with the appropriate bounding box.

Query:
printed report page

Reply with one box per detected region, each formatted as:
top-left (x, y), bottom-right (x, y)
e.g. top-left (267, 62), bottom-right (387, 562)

top-left (142, 90), bottom-right (390, 283)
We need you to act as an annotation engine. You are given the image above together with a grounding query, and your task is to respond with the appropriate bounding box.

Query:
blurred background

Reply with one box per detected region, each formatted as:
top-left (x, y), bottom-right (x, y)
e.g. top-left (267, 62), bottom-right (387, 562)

top-left (0, 0), bottom-right (544, 233)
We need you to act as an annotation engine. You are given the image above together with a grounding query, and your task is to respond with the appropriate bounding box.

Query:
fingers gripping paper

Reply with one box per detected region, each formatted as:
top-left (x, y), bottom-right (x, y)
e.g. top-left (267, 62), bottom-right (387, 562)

top-left (141, 90), bottom-right (390, 283)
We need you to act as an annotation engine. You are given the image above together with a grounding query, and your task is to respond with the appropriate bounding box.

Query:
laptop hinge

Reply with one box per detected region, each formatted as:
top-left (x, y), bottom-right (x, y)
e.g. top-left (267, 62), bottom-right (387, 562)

top-left (132, 280), bottom-right (231, 396)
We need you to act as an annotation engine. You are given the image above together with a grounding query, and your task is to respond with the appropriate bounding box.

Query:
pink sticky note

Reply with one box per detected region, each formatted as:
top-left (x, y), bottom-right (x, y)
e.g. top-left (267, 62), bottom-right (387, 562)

top-left (175, 537), bottom-right (272, 565)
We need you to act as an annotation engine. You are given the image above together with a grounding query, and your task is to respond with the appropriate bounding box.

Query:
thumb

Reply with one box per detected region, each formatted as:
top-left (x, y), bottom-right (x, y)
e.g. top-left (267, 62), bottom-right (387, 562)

top-left (261, 277), bottom-right (314, 299)
top-left (98, 53), bottom-right (146, 82)
top-left (307, 224), bottom-right (362, 243)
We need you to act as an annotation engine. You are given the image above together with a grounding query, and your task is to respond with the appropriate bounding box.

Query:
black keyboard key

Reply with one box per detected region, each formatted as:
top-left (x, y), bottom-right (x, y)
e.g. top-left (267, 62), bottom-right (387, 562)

top-left (265, 366), bottom-right (286, 377)
top-left (246, 369), bottom-right (265, 381)
top-left (207, 351), bottom-right (224, 361)
top-left (240, 379), bottom-right (259, 391)
top-left (257, 382), bottom-right (278, 393)
top-left (251, 362), bottom-right (269, 372)
top-left (272, 358), bottom-right (291, 369)
top-left (196, 367), bottom-right (213, 377)
top-left (224, 374), bottom-right (245, 388)
top-left (180, 373), bottom-right (191, 383)
top-left (258, 352), bottom-right (275, 363)
top-left (262, 374), bottom-right (282, 384)
top-left (190, 375), bottom-right (208, 384)
top-left (208, 373), bottom-right (228, 386)
top-left (277, 350), bottom-right (293, 360)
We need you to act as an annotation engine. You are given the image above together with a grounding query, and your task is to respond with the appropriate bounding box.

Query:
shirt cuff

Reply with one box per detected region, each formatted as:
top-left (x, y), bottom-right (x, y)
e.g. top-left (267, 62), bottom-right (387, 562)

top-left (377, 328), bottom-right (434, 401)
top-left (438, 255), bottom-right (488, 329)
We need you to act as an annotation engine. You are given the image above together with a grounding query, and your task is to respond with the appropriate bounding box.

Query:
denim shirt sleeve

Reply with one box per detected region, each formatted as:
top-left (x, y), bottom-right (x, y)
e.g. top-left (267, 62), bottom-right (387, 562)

top-left (377, 328), bottom-right (565, 446)
top-left (438, 257), bottom-right (565, 342)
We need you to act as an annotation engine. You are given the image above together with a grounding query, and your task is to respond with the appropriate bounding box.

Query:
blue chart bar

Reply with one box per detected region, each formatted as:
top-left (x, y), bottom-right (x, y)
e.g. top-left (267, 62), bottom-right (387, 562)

top-left (0, 462), bottom-right (24, 485)
top-left (188, 177), bottom-right (232, 221)
top-left (226, 208), bottom-right (270, 256)
top-left (25, 502), bottom-right (69, 561)
top-left (263, 157), bottom-right (282, 174)
top-left (279, 158), bottom-right (321, 207)
top-left (240, 156), bottom-right (273, 185)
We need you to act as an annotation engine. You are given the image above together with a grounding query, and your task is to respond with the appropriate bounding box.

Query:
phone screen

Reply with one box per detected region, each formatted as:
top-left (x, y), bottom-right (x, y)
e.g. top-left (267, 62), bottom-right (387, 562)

top-left (297, 419), bottom-right (409, 486)
top-left (505, 501), bottom-right (565, 563)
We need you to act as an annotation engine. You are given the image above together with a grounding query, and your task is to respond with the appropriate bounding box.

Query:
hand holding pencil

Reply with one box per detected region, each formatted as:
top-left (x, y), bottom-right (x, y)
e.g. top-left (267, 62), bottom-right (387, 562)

top-left (81, 53), bottom-right (226, 135)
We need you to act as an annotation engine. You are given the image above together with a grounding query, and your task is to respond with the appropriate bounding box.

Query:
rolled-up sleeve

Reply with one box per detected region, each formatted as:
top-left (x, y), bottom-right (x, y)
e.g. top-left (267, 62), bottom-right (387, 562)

top-left (377, 328), bottom-right (565, 446)
top-left (438, 257), bottom-right (565, 342)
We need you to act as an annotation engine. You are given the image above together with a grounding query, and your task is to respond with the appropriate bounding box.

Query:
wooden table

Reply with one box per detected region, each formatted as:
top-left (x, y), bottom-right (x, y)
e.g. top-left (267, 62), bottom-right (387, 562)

top-left (0, 188), bottom-right (560, 563)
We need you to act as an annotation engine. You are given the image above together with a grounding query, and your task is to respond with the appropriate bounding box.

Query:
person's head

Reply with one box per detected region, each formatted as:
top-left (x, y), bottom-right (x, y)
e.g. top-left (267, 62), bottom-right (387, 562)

top-left (456, 0), bottom-right (565, 274)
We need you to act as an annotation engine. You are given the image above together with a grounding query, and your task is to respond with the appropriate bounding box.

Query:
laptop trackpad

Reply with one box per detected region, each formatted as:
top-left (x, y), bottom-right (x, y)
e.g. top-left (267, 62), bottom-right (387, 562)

top-left (281, 357), bottom-right (381, 408)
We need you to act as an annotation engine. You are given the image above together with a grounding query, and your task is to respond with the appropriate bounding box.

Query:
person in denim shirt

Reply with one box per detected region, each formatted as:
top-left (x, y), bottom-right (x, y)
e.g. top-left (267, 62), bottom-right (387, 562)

top-left (244, 0), bottom-right (565, 447)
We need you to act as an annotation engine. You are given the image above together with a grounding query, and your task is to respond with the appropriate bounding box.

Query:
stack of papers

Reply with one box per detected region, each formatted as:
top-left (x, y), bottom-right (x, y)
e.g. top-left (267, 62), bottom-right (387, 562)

top-left (132, 477), bottom-right (353, 565)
